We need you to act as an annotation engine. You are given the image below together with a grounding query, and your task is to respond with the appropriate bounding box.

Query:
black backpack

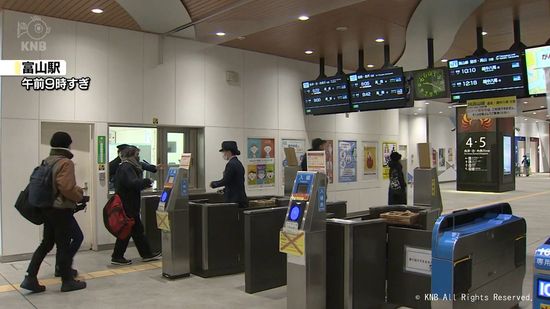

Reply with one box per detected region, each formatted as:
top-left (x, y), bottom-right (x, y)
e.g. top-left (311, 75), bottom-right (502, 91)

top-left (14, 186), bottom-right (44, 225)
top-left (28, 158), bottom-right (62, 208)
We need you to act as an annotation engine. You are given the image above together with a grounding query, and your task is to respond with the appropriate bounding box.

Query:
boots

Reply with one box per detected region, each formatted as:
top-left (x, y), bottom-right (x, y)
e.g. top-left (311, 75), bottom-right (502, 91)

top-left (20, 276), bottom-right (46, 293)
top-left (55, 266), bottom-right (78, 278)
top-left (60, 279), bottom-right (86, 292)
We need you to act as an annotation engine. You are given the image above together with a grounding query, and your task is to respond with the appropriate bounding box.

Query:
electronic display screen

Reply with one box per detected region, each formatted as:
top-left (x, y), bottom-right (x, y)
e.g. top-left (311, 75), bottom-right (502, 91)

top-left (525, 45), bottom-right (550, 95)
top-left (287, 202), bottom-right (305, 223)
top-left (167, 176), bottom-right (175, 184)
top-left (302, 76), bottom-right (351, 115)
top-left (503, 136), bottom-right (512, 175)
top-left (160, 190), bottom-right (170, 203)
top-left (295, 183), bottom-right (309, 194)
top-left (348, 67), bottom-right (408, 111)
top-left (448, 50), bottom-right (526, 102)
top-left (538, 279), bottom-right (550, 299)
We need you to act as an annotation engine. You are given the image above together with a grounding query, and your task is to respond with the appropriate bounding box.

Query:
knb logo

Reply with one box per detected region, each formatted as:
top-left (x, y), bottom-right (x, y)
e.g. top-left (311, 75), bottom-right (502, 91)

top-left (17, 16), bottom-right (50, 51)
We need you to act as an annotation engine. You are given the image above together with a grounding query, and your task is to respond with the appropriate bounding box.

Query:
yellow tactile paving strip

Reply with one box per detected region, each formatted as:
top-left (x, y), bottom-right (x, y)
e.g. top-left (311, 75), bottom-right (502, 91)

top-left (0, 261), bottom-right (162, 293)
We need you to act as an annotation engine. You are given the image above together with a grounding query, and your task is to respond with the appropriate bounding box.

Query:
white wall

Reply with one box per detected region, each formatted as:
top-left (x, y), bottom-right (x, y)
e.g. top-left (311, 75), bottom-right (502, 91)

top-left (0, 10), bottom-right (402, 256)
top-left (516, 120), bottom-right (550, 173)
top-left (428, 114), bottom-right (457, 182)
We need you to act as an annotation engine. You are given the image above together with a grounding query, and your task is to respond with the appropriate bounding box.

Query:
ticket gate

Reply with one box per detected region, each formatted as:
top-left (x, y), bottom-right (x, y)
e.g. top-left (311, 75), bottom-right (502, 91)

top-left (280, 171), bottom-right (327, 309)
top-left (431, 203), bottom-right (526, 309)
top-left (533, 238), bottom-right (550, 309)
top-left (156, 166), bottom-right (191, 279)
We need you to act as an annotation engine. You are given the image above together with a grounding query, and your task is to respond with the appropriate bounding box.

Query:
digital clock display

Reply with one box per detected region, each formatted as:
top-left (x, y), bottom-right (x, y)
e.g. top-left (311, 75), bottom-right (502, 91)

top-left (302, 76), bottom-right (351, 115)
top-left (448, 50), bottom-right (526, 102)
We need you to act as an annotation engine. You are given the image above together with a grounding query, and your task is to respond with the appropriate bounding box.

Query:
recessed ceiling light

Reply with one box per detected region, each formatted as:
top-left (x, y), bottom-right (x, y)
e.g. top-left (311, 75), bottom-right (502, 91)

top-left (441, 59), bottom-right (448, 63)
top-left (541, 105), bottom-right (546, 108)
top-left (367, 64), bottom-right (374, 68)
top-left (482, 31), bottom-right (488, 36)
top-left (237, 36), bottom-right (246, 40)
top-left (304, 50), bottom-right (314, 55)
top-left (533, 112), bottom-right (537, 115)
top-left (523, 101), bottom-right (528, 104)
top-left (524, 118), bottom-right (528, 121)
top-left (298, 15), bottom-right (310, 21)
top-left (216, 32), bottom-right (226, 37)
top-left (417, 108), bottom-right (422, 111)
top-left (414, 113), bottom-right (418, 116)
top-left (425, 102), bottom-right (430, 105)
top-left (448, 106), bottom-right (453, 109)
top-left (336, 26), bottom-right (348, 32)
top-left (91, 8), bottom-right (103, 14)
top-left (375, 38), bottom-right (385, 43)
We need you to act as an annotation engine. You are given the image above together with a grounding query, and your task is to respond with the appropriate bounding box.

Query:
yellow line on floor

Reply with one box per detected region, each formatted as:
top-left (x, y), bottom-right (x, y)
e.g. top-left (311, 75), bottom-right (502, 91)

top-left (0, 261), bottom-right (161, 294)
top-left (468, 189), bottom-right (550, 209)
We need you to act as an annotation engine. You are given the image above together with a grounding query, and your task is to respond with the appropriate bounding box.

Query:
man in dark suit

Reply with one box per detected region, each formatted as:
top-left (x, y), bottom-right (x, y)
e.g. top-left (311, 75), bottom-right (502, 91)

top-left (210, 141), bottom-right (248, 208)
top-left (109, 144), bottom-right (157, 184)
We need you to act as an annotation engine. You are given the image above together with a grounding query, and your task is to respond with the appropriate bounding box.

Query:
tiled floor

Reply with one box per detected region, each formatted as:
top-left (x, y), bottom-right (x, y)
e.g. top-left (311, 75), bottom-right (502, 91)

top-left (1, 174), bottom-right (549, 308)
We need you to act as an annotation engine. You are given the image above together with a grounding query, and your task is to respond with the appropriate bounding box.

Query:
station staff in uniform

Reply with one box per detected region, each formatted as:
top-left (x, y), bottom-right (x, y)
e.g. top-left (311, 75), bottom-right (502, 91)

top-left (210, 141), bottom-right (248, 208)
top-left (109, 144), bottom-right (157, 185)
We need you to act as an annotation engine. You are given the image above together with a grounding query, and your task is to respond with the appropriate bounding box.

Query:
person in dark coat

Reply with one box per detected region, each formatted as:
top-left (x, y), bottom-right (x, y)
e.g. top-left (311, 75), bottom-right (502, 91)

top-left (111, 146), bottom-right (160, 265)
top-left (300, 138), bottom-right (327, 171)
top-left (210, 141), bottom-right (248, 208)
top-left (388, 152), bottom-right (407, 205)
top-left (109, 144), bottom-right (157, 184)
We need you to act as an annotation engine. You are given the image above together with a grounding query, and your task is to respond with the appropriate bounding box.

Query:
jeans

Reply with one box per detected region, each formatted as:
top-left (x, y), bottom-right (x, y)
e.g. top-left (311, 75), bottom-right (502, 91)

top-left (112, 215), bottom-right (153, 259)
top-left (26, 209), bottom-right (83, 281)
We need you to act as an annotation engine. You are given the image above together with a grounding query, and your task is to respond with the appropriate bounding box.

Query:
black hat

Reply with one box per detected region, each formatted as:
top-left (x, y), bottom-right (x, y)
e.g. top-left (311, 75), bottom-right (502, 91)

top-left (117, 144), bottom-right (131, 151)
top-left (219, 141), bottom-right (241, 155)
top-left (50, 131), bottom-right (72, 148)
top-left (311, 138), bottom-right (326, 150)
top-left (390, 151), bottom-right (402, 161)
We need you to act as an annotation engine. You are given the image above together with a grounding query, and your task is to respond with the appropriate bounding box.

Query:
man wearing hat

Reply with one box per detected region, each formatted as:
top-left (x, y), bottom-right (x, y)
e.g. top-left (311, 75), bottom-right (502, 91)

top-left (210, 141), bottom-right (248, 208)
top-left (109, 144), bottom-right (157, 185)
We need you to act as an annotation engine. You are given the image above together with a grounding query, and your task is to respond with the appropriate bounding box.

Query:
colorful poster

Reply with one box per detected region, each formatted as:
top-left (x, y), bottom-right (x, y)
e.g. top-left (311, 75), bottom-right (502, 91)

top-left (338, 140), bottom-right (357, 183)
top-left (325, 140), bottom-right (334, 183)
top-left (447, 148), bottom-right (454, 163)
top-left (382, 141), bottom-right (397, 179)
top-left (438, 148), bottom-right (446, 170)
top-left (363, 141), bottom-right (378, 179)
top-left (247, 138), bottom-right (276, 188)
top-left (282, 139), bottom-right (305, 167)
top-left (432, 148), bottom-right (438, 168)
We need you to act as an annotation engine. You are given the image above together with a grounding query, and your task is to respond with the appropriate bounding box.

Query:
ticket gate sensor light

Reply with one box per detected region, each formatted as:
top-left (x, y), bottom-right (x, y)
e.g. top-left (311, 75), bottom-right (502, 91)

top-left (156, 166), bottom-right (191, 279)
top-left (280, 171), bottom-right (327, 309)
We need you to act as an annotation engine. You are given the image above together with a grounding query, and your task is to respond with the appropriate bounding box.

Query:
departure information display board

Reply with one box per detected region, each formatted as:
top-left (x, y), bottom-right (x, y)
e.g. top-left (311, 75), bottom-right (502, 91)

top-left (302, 76), bottom-right (351, 115)
top-left (348, 67), bottom-right (408, 111)
top-left (448, 51), bottom-right (526, 102)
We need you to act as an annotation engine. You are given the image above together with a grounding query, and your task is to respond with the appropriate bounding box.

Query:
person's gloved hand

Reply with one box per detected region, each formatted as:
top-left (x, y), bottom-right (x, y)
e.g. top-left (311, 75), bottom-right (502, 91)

top-left (209, 181), bottom-right (215, 189)
top-left (74, 202), bottom-right (87, 213)
top-left (143, 178), bottom-right (153, 188)
top-left (80, 196), bottom-right (90, 204)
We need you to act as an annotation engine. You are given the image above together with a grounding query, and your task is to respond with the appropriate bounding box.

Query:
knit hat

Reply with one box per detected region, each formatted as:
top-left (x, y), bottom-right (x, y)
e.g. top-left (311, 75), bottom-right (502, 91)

top-left (50, 131), bottom-right (72, 148)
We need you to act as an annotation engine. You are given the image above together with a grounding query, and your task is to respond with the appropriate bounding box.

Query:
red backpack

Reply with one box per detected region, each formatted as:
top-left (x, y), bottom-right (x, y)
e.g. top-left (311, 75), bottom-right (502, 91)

top-left (103, 194), bottom-right (135, 240)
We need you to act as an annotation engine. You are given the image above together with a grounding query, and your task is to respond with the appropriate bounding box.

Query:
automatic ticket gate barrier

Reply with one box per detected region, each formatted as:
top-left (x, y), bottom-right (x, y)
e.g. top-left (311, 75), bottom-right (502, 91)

top-left (156, 166), bottom-right (191, 279)
top-left (280, 171), bottom-right (327, 309)
top-left (533, 238), bottom-right (550, 309)
top-left (431, 203), bottom-right (526, 309)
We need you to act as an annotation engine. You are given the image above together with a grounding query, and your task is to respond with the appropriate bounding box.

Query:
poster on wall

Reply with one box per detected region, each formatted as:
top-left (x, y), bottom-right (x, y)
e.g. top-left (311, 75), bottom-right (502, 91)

top-left (306, 151), bottom-right (327, 174)
top-left (432, 148), bottom-right (438, 168)
top-left (447, 148), bottom-right (454, 164)
top-left (247, 138), bottom-right (275, 187)
top-left (338, 140), bottom-right (357, 183)
top-left (363, 141), bottom-right (378, 179)
top-left (325, 140), bottom-right (334, 183)
top-left (382, 141), bottom-right (398, 179)
top-left (438, 148), bottom-right (446, 170)
top-left (282, 139), bottom-right (305, 167)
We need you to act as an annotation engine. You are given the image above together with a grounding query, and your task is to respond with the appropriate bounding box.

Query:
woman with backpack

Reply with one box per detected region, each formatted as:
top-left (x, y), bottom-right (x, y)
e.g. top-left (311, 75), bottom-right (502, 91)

top-left (388, 151), bottom-right (407, 205)
top-left (111, 145), bottom-right (160, 265)
top-left (21, 132), bottom-right (88, 293)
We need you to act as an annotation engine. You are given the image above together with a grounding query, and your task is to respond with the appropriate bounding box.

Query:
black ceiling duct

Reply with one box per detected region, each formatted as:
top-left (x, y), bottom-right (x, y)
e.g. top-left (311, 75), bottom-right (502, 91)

top-left (357, 49), bottom-right (367, 72)
top-left (317, 57), bottom-right (326, 80)
top-left (383, 43), bottom-right (394, 68)
top-left (427, 38), bottom-right (435, 68)
top-left (473, 27), bottom-right (488, 56)
top-left (336, 53), bottom-right (344, 76)
top-left (509, 19), bottom-right (527, 51)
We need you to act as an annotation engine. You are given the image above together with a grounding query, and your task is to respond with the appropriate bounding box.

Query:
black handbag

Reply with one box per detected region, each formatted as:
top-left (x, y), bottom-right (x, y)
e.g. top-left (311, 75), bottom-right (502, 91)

top-left (15, 186), bottom-right (44, 225)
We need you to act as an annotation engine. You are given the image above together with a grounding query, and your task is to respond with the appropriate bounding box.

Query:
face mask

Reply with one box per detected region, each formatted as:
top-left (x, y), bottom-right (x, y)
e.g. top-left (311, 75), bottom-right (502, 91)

top-left (222, 153), bottom-right (228, 161)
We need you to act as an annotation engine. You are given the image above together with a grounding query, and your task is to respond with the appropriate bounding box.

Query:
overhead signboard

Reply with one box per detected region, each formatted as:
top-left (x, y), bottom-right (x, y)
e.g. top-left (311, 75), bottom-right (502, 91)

top-left (466, 96), bottom-right (517, 119)
top-left (302, 76), bottom-right (351, 115)
top-left (348, 67), bottom-right (408, 111)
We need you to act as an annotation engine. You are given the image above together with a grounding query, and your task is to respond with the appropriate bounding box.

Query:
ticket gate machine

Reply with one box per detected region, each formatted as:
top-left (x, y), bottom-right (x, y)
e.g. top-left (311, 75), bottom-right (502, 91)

top-left (431, 203), bottom-right (526, 309)
top-left (280, 171), bottom-right (327, 309)
top-left (533, 238), bottom-right (550, 309)
top-left (156, 166), bottom-right (190, 279)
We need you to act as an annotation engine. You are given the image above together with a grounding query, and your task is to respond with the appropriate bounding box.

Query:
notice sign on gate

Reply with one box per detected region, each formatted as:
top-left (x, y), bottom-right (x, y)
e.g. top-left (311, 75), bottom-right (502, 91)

top-left (97, 136), bottom-right (106, 164)
top-left (466, 96), bottom-right (517, 119)
top-left (279, 230), bottom-right (305, 256)
top-left (405, 246), bottom-right (431, 276)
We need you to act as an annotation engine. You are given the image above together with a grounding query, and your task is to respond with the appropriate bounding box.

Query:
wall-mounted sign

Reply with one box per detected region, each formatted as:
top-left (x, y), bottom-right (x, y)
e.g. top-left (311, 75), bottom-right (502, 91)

top-left (247, 138), bottom-right (275, 188)
top-left (338, 140), bottom-right (357, 183)
top-left (306, 151), bottom-right (326, 174)
top-left (466, 96), bottom-right (517, 119)
top-left (97, 136), bottom-right (106, 164)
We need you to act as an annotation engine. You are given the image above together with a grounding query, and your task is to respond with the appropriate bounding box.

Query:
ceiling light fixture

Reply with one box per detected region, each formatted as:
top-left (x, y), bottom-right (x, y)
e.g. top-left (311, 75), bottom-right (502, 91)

top-left (439, 111), bottom-right (443, 114)
top-left (367, 64), bottom-right (374, 68)
top-left (304, 50), bottom-right (314, 55)
top-left (91, 8), bottom-right (103, 14)
top-left (216, 32), bottom-right (226, 37)
top-left (298, 15), bottom-right (310, 21)
top-left (375, 38), bottom-right (385, 43)
top-left (414, 113), bottom-right (418, 116)
top-left (482, 31), bottom-right (488, 36)
top-left (441, 59), bottom-right (448, 63)
top-left (336, 26), bottom-right (348, 32)
top-left (524, 118), bottom-right (528, 121)
top-left (541, 105), bottom-right (546, 108)
top-left (417, 108), bottom-right (422, 111)
top-left (533, 112), bottom-right (537, 115)
top-left (425, 102), bottom-right (430, 105)
top-left (237, 36), bottom-right (246, 40)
